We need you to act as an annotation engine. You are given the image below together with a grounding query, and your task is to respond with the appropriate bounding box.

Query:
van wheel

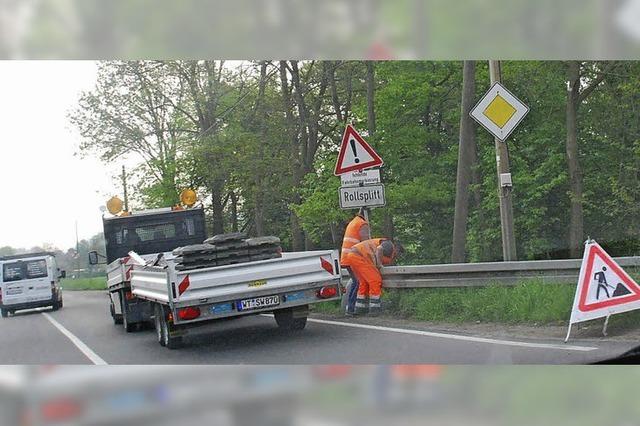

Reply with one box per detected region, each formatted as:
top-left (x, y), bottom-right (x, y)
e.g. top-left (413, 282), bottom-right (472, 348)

top-left (0, 309), bottom-right (7, 318)
top-left (274, 306), bottom-right (308, 331)
top-left (51, 301), bottom-right (59, 311)
top-left (156, 305), bottom-right (182, 349)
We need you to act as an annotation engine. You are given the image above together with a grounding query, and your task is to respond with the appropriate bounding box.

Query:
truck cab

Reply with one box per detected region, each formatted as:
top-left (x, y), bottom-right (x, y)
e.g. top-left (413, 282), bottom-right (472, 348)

top-left (0, 252), bottom-right (65, 317)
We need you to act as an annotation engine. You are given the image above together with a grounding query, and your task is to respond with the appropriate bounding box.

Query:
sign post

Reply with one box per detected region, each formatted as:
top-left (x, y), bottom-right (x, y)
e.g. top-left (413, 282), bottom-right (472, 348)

top-left (470, 61), bottom-right (528, 261)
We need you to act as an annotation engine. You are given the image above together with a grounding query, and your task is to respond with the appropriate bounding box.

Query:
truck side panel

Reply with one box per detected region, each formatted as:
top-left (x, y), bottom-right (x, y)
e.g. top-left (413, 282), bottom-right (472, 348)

top-left (129, 267), bottom-right (171, 304)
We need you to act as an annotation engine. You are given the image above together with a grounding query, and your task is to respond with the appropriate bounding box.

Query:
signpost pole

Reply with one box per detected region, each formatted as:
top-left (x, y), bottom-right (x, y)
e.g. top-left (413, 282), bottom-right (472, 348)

top-left (122, 165), bottom-right (129, 212)
top-left (489, 60), bottom-right (517, 261)
top-left (362, 207), bottom-right (372, 239)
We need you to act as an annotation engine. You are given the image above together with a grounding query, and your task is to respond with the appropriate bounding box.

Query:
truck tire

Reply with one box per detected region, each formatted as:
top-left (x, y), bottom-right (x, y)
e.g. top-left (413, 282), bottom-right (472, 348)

top-left (121, 294), bottom-right (136, 333)
top-left (0, 309), bottom-right (7, 318)
top-left (274, 306), bottom-right (308, 331)
top-left (155, 304), bottom-right (183, 349)
top-left (154, 304), bottom-right (166, 346)
top-left (110, 301), bottom-right (123, 325)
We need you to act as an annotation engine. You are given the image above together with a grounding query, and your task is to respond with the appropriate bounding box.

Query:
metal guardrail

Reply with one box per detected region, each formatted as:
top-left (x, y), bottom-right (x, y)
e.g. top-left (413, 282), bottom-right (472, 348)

top-left (343, 257), bottom-right (640, 288)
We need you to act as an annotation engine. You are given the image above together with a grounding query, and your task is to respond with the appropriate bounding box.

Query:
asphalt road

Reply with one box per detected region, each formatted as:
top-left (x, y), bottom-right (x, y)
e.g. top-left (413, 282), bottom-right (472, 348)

top-left (0, 291), bottom-right (636, 364)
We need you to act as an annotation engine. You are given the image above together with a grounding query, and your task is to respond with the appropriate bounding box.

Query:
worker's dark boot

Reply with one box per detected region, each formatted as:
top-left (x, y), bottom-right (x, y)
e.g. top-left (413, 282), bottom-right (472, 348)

top-left (368, 296), bottom-right (382, 316)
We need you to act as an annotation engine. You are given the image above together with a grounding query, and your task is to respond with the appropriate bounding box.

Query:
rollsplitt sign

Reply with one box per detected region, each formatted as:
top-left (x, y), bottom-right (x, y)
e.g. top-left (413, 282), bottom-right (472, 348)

top-left (339, 184), bottom-right (386, 209)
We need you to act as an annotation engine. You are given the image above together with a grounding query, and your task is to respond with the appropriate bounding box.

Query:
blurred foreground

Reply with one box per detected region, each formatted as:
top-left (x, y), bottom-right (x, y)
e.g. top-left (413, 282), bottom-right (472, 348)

top-left (0, 365), bottom-right (638, 426)
top-left (2, 0), bottom-right (640, 58)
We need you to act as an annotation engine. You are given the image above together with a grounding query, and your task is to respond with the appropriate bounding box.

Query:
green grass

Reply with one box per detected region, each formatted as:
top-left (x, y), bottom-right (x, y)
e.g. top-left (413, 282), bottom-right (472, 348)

top-left (315, 276), bottom-right (640, 326)
top-left (383, 281), bottom-right (575, 324)
top-left (61, 277), bottom-right (107, 291)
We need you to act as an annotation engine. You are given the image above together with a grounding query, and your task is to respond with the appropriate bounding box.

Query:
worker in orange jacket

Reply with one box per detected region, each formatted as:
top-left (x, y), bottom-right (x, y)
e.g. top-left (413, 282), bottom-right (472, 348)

top-left (343, 238), bottom-right (401, 315)
top-left (340, 208), bottom-right (370, 315)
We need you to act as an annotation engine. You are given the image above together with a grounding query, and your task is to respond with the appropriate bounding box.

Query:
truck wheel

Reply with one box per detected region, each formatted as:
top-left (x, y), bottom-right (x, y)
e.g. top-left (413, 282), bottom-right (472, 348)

top-left (156, 304), bottom-right (182, 349)
top-left (274, 306), bottom-right (308, 331)
top-left (110, 301), bottom-right (123, 325)
top-left (121, 296), bottom-right (136, 333)
top-left (154, 304), bottom-right (166, 346)
top-left (0, 309), bottom-right (7, 318)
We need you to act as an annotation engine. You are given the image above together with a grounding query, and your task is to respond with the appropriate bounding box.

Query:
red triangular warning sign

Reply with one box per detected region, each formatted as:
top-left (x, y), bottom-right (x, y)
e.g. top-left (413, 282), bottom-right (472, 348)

top-left (334, 125), bottom-right (383, 176)
top-left (569, 241), bottom-right (640, 324)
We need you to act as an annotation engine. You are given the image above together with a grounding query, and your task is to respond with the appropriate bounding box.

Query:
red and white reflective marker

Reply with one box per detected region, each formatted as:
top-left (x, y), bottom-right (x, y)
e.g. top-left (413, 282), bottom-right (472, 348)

top-left (566, 240), bottom-right (640, 341)
top-left (334, 125), bottom-right (383, 175)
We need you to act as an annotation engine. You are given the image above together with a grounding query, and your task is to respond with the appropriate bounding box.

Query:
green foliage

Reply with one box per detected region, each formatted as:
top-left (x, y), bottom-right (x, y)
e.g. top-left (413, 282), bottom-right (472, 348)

top-left (72, 60), bottom-right (640, 263)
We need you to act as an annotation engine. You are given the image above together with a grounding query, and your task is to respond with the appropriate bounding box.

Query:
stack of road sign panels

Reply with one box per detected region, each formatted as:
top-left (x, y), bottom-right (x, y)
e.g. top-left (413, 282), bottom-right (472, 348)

top-left (173, 233), bottom-right (281, 271)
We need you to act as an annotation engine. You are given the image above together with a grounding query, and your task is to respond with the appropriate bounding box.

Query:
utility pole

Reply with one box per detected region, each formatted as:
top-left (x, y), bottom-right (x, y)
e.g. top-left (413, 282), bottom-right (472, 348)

top-left (122, 165), bottom-right (129, 212)
top-left (489, 60), bottom-right (517, 261)
top-left (75, 220), bottom-right (80, 278)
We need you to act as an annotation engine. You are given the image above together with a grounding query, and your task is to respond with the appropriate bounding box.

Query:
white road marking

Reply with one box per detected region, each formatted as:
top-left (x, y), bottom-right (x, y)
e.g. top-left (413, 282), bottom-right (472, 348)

top-left (42, 312), bottom-right (108, 365)
top-left (263, 315), bottom-right (597, 352)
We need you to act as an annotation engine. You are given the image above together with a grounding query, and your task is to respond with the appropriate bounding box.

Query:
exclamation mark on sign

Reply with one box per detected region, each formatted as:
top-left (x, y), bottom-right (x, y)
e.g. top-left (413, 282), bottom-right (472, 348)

top-left (350, 139), bottom-right (360, 163)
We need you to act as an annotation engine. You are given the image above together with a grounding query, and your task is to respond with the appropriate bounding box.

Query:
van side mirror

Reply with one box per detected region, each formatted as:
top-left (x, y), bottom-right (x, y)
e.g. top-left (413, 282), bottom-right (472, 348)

top-left (60, 270), bottom-right (66, 279)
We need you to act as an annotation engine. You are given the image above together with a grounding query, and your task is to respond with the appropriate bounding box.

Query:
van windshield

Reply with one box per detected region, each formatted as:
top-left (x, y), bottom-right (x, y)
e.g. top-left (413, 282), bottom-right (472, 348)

top-left (2, 259), bottom-right (48, 282)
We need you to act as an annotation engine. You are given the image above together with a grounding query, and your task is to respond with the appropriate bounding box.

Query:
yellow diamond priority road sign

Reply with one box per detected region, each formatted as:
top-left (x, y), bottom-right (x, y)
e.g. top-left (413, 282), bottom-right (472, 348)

top-left (470, 82), bottom-right (529, 142)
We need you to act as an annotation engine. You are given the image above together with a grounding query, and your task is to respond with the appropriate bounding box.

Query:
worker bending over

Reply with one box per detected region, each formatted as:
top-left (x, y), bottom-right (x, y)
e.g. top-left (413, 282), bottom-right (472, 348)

top-left (340, 208), bottom-right (370, 315)
top-left (344, 238), bottom-right (401, 315)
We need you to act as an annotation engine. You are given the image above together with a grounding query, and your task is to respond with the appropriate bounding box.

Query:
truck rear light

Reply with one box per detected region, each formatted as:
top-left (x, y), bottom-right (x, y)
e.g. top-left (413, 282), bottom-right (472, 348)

top-left (177, 306), bottom-right (201, 321)
top-left (40, 398), bottom-right (83, 422)
top-left (125, 291), bottom-right (135, 301)
top-left (317, 286), bottom-right (338, 299)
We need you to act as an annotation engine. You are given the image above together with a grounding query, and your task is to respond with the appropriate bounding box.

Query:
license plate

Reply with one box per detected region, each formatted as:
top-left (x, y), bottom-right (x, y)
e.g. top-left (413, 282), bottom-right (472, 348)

top-left (237, 295), bottom-right (280, 311)
top-left (6, 288), bottom-right (22, 295)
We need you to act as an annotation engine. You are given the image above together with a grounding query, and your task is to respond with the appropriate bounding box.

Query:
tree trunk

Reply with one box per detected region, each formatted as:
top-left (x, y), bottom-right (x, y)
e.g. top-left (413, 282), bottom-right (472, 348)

top-left (253, 61), bottom-right (268, 237)
top-left (366, 61), bottom-right (376, 136)
top-left (229, 190), bottom-right (239, 233)
top-left (211, 182), bottom-right (225, 235)
top-left (366, 61), bottom-right (388, 239)
top-left (470, 133), bottom-right (485, 260)
top-left (566, 61), bottom-right (584, 258)
top-left (451, 61), bottom-right (477, 263)
top-left (279, 61), bottom-right (305, 250)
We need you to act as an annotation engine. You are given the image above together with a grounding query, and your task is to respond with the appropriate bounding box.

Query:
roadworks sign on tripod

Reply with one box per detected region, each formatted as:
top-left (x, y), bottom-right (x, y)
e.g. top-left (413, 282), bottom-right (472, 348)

top-left (565, 240), bottom-right (640, 342)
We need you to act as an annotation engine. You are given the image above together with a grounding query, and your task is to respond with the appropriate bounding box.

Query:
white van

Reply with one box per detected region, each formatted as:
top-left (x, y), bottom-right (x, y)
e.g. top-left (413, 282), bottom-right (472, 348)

top-left (0, 252), bottom-right (64, 317)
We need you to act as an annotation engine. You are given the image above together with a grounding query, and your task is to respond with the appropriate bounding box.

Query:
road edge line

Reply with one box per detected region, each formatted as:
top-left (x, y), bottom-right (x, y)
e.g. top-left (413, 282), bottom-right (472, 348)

top-left (42, 312), bottom-right (108, 365)
top-left (275, 315), bottom-right (597, 352)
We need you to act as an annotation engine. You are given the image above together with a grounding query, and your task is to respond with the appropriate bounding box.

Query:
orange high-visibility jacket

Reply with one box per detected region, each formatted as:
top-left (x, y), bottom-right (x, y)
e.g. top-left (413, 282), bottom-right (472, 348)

top-left (340, 215), bottom-right (369, 265)
top-left (350, 238), bottom-right (393, 267)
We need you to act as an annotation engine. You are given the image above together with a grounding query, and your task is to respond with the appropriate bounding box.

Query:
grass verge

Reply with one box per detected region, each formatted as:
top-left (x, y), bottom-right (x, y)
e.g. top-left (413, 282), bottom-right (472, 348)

top-left (61, 277), bottom-right (107, 291)
top-left (313, 277), bottom-right (640, 327)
